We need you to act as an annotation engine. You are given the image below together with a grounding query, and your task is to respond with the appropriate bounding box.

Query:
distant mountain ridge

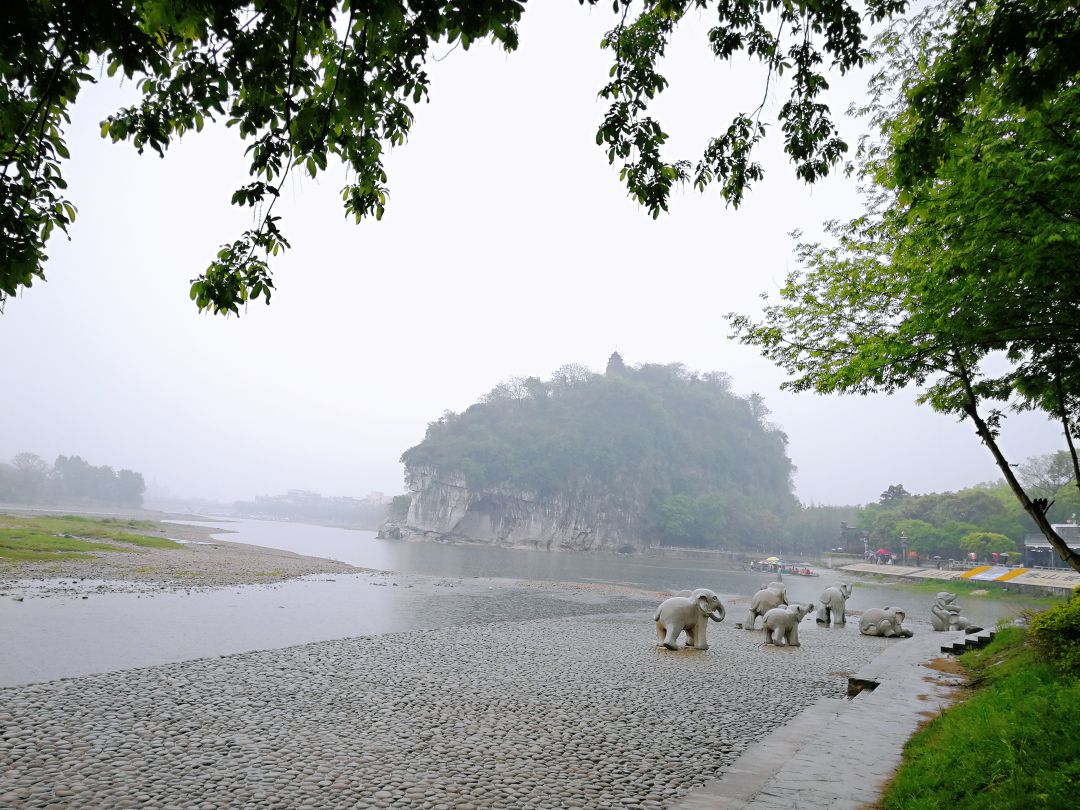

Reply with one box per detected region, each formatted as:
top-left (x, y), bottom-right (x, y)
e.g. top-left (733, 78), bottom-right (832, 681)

top-left (384, 357), bottom-right (798, 552)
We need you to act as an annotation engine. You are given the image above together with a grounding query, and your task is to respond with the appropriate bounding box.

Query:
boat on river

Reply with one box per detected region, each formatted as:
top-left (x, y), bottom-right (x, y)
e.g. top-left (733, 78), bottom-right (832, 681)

top-left (748, 558), bottom-right (820, 576)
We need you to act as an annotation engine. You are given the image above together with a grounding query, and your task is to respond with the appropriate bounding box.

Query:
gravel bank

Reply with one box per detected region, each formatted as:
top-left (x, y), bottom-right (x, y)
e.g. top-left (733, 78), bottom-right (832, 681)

top-left (0, 521), bottom-right (361, 596)
top-left (0, 614), bottom-right (889, 808)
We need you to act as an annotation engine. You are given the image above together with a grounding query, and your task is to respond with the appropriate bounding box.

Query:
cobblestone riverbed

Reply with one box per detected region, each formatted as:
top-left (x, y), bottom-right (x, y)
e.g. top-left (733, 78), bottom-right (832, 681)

top-left (0, 613), bottom-right (889, 809)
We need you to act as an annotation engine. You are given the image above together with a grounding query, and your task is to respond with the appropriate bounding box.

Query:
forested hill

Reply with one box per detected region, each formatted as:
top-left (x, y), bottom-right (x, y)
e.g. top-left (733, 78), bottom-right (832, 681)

top-left (400, 357), bottom-right (798, 548)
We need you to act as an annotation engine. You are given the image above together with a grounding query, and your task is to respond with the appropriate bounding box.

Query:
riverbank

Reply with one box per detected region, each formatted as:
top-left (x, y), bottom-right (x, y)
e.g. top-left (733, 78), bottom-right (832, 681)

top-left (839, 562), bottom-right (1080, 598)
top-left (881, 614), bottom-right (1080, 808)
top-left (0, 513), bottom-right (361, 595)
top-left (841, 571), bottom-right (1065, 609)
top-left (0, 610), bottom-right (894, 809)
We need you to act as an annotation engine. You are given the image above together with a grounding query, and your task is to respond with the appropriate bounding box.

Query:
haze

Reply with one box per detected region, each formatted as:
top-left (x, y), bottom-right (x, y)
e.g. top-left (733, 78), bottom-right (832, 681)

top-left (0, 4), bottom-right (1062, 506)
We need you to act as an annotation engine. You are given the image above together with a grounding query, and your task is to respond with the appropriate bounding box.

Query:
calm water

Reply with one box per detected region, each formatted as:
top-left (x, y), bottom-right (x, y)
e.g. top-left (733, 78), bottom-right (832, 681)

top-left (177, 517), bottom-right (832, 600)
top-left (1, 517), bottom-right (1039, 687)
top-left (178, 517), bottom-right (1040, 626)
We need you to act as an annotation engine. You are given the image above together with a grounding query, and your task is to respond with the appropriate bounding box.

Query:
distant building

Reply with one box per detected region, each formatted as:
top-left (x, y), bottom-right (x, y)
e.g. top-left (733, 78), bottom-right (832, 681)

top-left (605, 351), bottom-right (627, 375)
top-left (1024, 523), bottom-right (1080, 568)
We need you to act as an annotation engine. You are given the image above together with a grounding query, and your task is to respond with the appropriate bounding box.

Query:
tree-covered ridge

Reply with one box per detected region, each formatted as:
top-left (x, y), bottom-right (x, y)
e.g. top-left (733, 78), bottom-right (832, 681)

top-left (401, 360), bottom-right (797, 548)
top-left (0, 452), bottom-right (146, 507)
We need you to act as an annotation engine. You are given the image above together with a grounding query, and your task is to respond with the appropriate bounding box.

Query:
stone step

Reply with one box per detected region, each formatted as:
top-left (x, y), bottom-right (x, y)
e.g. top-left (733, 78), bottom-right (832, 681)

top-left (939, 628), bottom-right (995, 655)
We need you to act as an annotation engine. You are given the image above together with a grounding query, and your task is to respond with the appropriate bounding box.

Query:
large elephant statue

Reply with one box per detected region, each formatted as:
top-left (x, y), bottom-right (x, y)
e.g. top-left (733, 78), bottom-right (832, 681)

top-left (762, 603), bottom-right (814, 646)
top-left (655, 588), bottom-right (726, 650)
top-left (929, 592), bottom-right (981, 632)
top-left (859, 607), bottom-right (914, 638)
top-left (745, 582), bottom-right (788, 630)
top-left (816, 582), bottom-right (852, 627)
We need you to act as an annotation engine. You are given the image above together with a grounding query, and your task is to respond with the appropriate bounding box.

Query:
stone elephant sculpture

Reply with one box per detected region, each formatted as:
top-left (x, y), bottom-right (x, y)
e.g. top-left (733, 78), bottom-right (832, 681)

top-left (762, 603), bottom-right (814, 646)
top-left (816, 582), bottom-right (852, 627)
top-left (745, 582), bottom-right (788, 630)
top-left (859, 607), bottom-right (914, 638)
top-left (654, 588), bottom-right (726, 650)
top-left (929, 592), bottom-right (981, 632)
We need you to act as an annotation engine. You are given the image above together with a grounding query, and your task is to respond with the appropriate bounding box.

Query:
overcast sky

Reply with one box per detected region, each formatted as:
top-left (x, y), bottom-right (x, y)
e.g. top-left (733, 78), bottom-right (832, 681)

top-left (1, 3), bottom-right (1064, 505)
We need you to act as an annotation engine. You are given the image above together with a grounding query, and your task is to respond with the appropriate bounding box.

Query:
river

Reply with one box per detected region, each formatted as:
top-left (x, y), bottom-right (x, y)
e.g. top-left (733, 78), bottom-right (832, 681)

top-left (177, 517), bottom-right (1043, 624)
top-left (0, 516), bottom-right (1039, 686)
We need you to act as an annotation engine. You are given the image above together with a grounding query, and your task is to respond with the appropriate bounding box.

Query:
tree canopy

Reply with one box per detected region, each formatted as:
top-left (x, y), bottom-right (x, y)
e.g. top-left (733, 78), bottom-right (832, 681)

top-left (6, 2), bottom-right (1078, 314)
top-left (729, 0), bottom-right (1080, 571)
top-left (4, 0), bottom-right (903, 314)
top-left (401, 360), bottom-right (797, 549)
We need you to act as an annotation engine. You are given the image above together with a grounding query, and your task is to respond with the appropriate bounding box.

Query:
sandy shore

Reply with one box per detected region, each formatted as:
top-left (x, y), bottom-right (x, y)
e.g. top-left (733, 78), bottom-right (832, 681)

top-left (0, 519), bottom-right (362, 594)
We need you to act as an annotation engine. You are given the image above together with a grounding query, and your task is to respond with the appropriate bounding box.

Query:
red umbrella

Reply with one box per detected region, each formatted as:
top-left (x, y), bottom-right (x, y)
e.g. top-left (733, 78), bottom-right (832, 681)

top-left (876, 548), bottom-right (893, 555)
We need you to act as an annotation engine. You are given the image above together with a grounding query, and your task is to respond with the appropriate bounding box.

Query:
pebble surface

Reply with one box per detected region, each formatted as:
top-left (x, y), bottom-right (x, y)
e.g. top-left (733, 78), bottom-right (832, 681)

top-left (0, 613), bottom-right (889, 808)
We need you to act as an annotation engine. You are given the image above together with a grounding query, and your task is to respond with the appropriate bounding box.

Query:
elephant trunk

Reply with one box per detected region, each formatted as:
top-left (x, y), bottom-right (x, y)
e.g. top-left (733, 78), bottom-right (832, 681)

top-left (709, 605), bottom-right (725, 623)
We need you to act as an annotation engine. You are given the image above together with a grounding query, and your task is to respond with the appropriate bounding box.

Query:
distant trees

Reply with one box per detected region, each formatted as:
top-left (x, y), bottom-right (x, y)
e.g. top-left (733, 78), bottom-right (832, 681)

top-left (879, 485), bottom-right (911, 506)
top-left (0, 453), bottom-right (145, 507)
top-left (959, 532), bottom-right (1016, 558)
top-left (1018, 452), bottom-right (1077, 501)
top-left (840, 476), bottom-right (1047, 561)
top-left (401, 360), bottom-right (798, 550)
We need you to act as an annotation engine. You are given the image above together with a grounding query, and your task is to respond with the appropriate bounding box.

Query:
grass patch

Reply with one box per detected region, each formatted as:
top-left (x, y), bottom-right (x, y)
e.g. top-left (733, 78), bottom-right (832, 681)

top-left (248, 569), bottom-right (287, 578)
top-left (881, 625), bottom-right (1080, 809)
top-left (0, 514), bottom-right (180, 562)
top-left (857, 574), bottom-right (1064, 607)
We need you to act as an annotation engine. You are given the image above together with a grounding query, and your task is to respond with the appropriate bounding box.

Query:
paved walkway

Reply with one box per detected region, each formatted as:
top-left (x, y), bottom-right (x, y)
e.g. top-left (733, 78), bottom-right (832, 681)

top-left (839, 562), bottom-right (1080, 592)
top-left (674, 630), bottom-right (969, 810)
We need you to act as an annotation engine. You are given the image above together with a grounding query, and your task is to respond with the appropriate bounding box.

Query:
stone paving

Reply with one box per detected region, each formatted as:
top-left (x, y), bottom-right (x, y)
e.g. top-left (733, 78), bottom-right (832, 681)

top-left (674, 629), bottom-right (967, 810)
top-left (0, 613), bottom-right (891, 809)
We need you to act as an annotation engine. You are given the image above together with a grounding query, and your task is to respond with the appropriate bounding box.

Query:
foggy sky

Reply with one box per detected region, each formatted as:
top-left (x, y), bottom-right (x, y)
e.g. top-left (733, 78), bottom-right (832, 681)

top-left (1, 4), bottom-right (1064, 505)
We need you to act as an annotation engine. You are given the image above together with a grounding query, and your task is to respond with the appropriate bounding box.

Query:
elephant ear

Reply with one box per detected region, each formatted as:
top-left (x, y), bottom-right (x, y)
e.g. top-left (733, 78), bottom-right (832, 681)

top-left (697, 594), bottom-right (711, 615)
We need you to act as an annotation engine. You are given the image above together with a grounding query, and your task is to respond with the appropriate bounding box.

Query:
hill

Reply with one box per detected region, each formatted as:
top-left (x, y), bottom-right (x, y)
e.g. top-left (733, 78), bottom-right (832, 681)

top-left (392, 356), bottom-right (797, 552)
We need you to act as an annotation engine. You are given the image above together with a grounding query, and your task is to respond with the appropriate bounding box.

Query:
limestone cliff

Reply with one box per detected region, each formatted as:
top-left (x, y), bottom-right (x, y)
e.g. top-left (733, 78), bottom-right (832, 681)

top-left (379, 466), bottom-right (646, 552)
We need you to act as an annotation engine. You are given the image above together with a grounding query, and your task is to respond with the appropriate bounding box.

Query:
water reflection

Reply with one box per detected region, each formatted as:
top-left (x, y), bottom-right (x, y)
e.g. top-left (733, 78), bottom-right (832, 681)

top-left (176, 518), bottom-right (820, 593)
top-left (179, 518), bottom-right (1041, 627)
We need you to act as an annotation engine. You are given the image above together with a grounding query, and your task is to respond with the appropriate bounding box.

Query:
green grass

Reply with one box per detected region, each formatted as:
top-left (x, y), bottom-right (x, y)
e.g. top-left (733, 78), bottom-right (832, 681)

top-left (881, 626), bottom-right (1080, 809)
top-left (0, 514), bottom-right (179, 562)
top-left (856, 574), bottom-right (1064, 607)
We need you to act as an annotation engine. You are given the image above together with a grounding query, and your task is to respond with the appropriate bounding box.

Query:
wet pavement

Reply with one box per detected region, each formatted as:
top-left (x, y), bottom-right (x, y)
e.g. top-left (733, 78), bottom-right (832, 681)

top-left (675, 630), bottom-right (968, 810)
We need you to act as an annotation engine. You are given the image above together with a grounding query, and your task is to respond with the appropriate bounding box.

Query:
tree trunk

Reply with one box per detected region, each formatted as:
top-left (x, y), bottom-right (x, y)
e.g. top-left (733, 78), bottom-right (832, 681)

top-left (958, 393), bottom-right (1080, 573)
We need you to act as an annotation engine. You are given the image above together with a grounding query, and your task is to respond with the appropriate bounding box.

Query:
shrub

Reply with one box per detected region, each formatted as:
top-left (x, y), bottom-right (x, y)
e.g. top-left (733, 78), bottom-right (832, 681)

top-left (1028, 588), bottom-right (1080, 674)
top-left (388, 494), bottom-right (412, 520)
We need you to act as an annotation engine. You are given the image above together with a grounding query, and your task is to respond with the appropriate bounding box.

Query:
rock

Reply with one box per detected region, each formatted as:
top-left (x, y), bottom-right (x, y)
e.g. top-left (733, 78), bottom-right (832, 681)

top-left (380, 467), bottom-right (644, 552)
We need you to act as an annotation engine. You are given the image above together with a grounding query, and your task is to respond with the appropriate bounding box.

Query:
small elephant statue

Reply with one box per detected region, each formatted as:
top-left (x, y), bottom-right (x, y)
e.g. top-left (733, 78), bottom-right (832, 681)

top-left (929, 592), bottom-right (982, 632)
top-left (762, 603), bottom-right (814, 646)
top-left (745, 581), bottom-right (788, 630)
top-left (655, 588), bottom-right (726, 650)
top-left (816, 582), bottom-right (852, 627)
top-left (859, 606), bottom-right (914, 638)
